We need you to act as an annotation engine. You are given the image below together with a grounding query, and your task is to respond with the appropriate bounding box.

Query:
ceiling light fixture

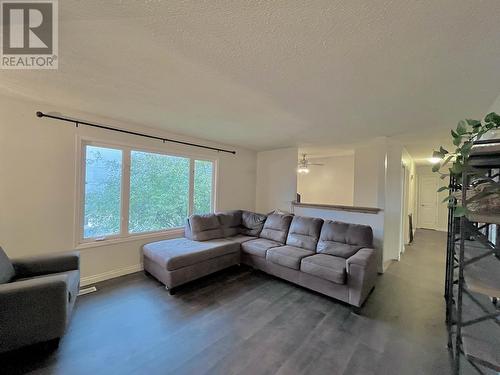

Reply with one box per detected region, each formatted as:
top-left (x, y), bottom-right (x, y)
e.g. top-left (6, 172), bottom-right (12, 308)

top-left (297, 154), bottom-right (322, 174)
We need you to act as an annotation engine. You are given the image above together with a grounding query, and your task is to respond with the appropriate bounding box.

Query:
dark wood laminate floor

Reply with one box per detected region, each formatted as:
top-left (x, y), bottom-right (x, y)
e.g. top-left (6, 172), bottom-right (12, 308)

top-left (1, 230), bottom-right (481, 375)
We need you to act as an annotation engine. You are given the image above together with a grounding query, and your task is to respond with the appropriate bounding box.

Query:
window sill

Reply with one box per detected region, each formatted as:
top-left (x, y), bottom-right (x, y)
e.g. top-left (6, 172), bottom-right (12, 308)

top-left (75, 228), bottom-right (185, 250)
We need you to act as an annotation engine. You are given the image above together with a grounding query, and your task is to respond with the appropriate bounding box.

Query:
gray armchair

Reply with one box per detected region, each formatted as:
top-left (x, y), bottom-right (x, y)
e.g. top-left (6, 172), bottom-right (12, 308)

top-left (0, 247), bottom-right (80, 353)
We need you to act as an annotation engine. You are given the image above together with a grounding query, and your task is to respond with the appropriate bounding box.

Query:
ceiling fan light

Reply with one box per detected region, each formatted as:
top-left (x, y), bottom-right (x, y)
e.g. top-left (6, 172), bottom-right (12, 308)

top-left (428, 157), bottom-right (441, 164)
top-left (297, 166), bottom-right (309, 174)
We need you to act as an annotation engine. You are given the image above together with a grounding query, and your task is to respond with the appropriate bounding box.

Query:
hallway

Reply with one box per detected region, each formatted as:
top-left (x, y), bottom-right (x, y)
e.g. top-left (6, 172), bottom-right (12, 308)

top-left (361, 229), bottom-right (452, 373)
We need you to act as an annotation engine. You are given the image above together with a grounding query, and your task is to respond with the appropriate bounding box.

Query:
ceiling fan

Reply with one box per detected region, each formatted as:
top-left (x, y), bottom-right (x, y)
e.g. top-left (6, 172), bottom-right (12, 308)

top-left (297, 154), bottom-right (324, 174)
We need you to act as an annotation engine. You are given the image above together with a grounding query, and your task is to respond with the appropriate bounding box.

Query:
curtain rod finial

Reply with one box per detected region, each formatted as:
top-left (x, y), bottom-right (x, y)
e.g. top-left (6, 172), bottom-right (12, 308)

top-left (36, 111), bottom-right (44, 118)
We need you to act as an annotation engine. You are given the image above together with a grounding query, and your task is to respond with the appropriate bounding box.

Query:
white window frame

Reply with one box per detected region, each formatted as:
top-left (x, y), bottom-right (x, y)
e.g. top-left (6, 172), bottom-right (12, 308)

top-left (75, 137), bottom-right (218, 247)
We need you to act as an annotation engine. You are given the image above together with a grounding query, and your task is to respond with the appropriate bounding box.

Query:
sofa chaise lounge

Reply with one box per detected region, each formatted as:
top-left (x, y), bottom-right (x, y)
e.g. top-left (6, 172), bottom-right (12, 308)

top-left (143, 211), bottom-right (377, 308)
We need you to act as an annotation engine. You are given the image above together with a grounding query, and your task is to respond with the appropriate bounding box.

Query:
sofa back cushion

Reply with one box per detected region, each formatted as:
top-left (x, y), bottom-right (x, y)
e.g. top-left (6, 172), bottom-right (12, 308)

top-left (317, 221), bottom-right (374, 258)
top-left (0, 247), bottom-right (15, 284)
top-left (286, 216), bottom-right (324, 251)
top-left (240, 211), bottom-right (267, 236)
top-left (259, 213), bottom-right (293, 243)
top-left (186, 214), bottom-right (223, 241)
top-left (217, 210), bottom-right (242, 237)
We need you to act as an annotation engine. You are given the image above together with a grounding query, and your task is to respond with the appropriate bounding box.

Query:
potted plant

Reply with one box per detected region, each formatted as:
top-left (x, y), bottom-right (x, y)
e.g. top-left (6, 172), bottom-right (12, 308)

top-left (432, 112), bottom-right (500, 217)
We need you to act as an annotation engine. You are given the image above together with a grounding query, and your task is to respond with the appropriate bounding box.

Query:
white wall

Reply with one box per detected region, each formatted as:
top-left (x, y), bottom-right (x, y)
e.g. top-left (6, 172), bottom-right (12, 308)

top-left (415, 165), bottom-right (448, 232)
top-left (402, 149), bottom-right (417, 246)
top-left (353, 138), bottom-right (406, 264)
top-left (0, 94), bottom-right (257, 283)
top-left (353, 138), bottom-right (387, 208)
top-left (255, 147), bottom-right (298, 213)
top-left (383, 141), bottom-right (404, 261)
top-left (297, 154), bottom-right (354, 205)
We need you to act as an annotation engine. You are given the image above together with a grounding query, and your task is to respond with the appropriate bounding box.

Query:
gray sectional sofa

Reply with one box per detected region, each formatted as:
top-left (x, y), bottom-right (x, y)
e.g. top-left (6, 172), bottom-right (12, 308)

top-left (143, 210), bottom-right (377, 308)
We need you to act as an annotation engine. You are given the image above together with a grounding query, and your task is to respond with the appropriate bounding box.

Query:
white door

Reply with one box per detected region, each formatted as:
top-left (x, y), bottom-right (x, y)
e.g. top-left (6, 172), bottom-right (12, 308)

top-left (418, 176), bottom-right (438, 229)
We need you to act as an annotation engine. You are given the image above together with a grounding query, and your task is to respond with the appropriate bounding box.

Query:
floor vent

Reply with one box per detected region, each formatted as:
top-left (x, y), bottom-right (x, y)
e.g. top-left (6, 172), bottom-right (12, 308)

top-left (78, 286), bottom-right (97, 296)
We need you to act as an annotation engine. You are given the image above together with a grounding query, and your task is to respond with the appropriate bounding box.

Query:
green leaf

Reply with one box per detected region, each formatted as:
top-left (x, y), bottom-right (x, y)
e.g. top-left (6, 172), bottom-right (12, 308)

top-left (451, 129), bottom-right (459, 138)
top-left (466, 119), bottom-right (481, 127)
top-left (461, 141), bottom-right (473, 156)
top-left (453, 206), bottom-right (467, 217)
top-left (432, 163), bottom-right (440, 172)
top-left (432, 150), bottom-right (443, 159)
top-left (439, 146), bottom-right (449, 155)
top-left (437, 186), bottom-right (449, 192)
top-left (441, 155), bottom-right (454, 168)
top-left (450, 162), bottom-right (463, 175)
top-left (453, 135), bottom-right (461, 146)
top-left (442, 194), bottom-right (454, 203)
top-left (457, 120), bottom-right (467, 135)
top-left (484, 112), bottom-right (500, 125)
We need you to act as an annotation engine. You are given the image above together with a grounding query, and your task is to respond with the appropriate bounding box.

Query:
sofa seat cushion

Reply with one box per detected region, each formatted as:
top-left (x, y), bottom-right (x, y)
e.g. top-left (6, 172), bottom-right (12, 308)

top-left (241, 238), bottom-right (282, 258)
top-left (300, 254), bottom-right (346, 284)
top-left (266, 245), bottom-right (314, 270)
top-left (15, 270), bottom-right (81, 304)
top-left (226, 234), bottom-right (257, 244)
top-left (317, 242), bottom-right (363, 258)
top-left (143, 238), bottom-right (239, 271)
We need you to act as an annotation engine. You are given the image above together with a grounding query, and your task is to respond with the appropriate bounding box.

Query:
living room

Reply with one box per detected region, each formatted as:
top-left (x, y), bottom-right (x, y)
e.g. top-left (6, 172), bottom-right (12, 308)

top-left (1, 1), bottom-right (499, 374)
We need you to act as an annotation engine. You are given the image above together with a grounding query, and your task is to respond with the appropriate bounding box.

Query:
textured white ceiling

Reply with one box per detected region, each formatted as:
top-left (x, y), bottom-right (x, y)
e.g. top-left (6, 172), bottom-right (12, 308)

top-left (1, 0), bottom-right (500, 156)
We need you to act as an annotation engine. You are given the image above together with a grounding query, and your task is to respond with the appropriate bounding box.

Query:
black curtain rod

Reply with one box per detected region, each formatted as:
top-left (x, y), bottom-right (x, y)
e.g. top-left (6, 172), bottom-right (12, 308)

top-left (35, 111), bottom-right (236, 155)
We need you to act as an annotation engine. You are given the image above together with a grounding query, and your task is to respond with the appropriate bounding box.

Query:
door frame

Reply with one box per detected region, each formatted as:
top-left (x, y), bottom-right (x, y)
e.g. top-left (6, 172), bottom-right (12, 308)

top-left (416, 174), bottom-right (439, 230)
top-left (401, 164), bottom-right (410, 253)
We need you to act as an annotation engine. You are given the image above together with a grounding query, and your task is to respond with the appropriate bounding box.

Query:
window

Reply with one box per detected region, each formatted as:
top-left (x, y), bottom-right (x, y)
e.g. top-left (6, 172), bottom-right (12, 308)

top-left (193, 159), bottom-right (214, 215)
top-left (79, 142), bottom-right (216, 243)
top-left (83, 146), bottom-right (122, 239)
top-left (129, 151), bottom-right (190, 233)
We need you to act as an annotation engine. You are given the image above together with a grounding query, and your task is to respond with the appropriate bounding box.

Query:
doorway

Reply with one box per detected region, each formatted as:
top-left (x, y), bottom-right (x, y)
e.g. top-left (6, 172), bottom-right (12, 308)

top-left (417, 175), bottom-right (438, 229)
top-left (401, 164), bottom-right (410, 254)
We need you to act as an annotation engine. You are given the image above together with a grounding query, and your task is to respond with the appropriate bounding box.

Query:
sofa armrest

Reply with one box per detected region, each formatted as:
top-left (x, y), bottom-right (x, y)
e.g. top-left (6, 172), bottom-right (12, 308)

top-left (346, 248), bottom-right (375, 271)
top-left (346, 248), bottom-right (377, 307)
top-left (0, 274), bottom-right (70, 352)
top-left (12, 251), bottom-right (80, 278)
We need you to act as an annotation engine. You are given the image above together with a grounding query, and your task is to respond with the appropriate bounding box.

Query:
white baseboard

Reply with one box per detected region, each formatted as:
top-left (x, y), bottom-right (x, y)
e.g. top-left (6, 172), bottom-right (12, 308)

top-left (80, 264), bottom-right (143, 287)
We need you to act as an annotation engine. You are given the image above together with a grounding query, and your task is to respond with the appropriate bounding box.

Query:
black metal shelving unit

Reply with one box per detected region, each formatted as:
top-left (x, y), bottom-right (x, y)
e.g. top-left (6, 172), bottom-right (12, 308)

top-left (445, 141), bottom-right (500, 375)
